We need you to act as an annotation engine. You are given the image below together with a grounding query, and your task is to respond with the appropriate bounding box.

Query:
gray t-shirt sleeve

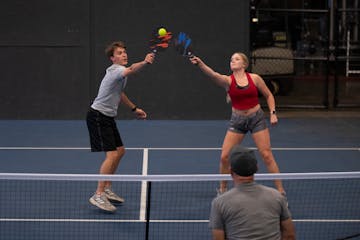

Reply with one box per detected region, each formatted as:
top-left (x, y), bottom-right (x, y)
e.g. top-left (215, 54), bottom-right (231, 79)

top-left (91, 64), bottom-right (127, 117)
top-left (280, 194), bottom-right (291, 221)
top-left (209, 198), bottom-right (224, 230)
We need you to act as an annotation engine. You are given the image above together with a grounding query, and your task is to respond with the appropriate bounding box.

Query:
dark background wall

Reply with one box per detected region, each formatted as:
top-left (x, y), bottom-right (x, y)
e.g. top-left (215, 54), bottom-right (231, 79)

top-left (0, 0), bottom-right (250, 119)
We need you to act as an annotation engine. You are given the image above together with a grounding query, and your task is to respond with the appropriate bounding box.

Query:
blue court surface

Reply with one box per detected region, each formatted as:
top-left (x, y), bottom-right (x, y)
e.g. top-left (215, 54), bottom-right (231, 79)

top-left (0, 117), bottom-right (359, 240)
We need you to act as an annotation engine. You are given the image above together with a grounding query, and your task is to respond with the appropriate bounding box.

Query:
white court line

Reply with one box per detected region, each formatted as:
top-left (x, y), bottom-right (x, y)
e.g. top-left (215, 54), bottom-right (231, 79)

top-left (292, 219), bottom-right (360, 223)
top-left (143, 147), bottom-right (360, 151)
top-left (0, 218), bottom-right (359, 223)
top-left (139, 148), bottom-right (149, 221)
top-left (0, 218), bottom-right (145, 223)
top-left (0, 147), bottom-right (358, 151)
top-left (152, 219), bottom-right (360, 223)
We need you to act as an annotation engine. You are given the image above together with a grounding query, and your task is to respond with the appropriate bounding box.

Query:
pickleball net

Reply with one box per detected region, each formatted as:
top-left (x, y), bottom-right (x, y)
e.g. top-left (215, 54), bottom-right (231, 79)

top-left (0, 172), bottom-right (359, 240)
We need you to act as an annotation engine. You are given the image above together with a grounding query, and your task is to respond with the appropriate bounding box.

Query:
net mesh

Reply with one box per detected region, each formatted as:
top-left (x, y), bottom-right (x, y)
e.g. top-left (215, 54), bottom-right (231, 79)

top-left (0, 172), bottom-right (359, 240)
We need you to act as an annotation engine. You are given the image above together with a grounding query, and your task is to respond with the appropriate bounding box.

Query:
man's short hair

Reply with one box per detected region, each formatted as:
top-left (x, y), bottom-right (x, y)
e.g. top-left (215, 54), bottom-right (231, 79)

top-left (105, 41), bottom-right (126, 58)
top-left (229, 145), bottom-right (258, 176)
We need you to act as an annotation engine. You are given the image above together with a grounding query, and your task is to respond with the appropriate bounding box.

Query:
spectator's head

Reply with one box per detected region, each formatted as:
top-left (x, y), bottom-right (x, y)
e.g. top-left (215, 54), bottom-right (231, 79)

top-left (229, 145), bottom-right (258, 177)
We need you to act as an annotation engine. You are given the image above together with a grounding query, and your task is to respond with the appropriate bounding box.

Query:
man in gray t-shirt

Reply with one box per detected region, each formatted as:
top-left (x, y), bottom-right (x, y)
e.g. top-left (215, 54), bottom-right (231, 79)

top-left (209, 145), bottom-right (295, 240)
top-left (86, 41), bottom-right (155, 212)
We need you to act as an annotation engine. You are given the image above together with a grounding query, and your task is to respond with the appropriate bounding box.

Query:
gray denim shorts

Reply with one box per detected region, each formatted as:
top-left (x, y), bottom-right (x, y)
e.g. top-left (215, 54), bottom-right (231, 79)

top-left (228, 108), bottom-right (268, 134)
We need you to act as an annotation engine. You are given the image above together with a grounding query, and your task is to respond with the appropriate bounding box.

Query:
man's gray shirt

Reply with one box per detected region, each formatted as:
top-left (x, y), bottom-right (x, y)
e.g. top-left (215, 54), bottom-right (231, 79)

top-left (209, 182), bottom-right (291, 240)
top-left (91, 64), bottom-right (127, 117)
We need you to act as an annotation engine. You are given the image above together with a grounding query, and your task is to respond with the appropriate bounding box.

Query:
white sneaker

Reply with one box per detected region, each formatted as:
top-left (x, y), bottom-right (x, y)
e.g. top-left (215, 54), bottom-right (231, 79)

top-left (89, 193), bottom-right (116, 212)
top-left (104, 188), bottom-right (125, 203)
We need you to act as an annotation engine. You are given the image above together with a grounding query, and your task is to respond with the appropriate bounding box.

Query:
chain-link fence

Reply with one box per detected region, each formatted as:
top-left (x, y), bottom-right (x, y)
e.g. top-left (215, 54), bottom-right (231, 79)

top-left (250, 0), bottom-right (360, 109)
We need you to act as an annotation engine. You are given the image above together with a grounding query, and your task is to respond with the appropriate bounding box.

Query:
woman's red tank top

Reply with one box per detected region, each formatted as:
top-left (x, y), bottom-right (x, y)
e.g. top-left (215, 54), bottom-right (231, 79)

top-left (227, 72), bottom-right (259, 110)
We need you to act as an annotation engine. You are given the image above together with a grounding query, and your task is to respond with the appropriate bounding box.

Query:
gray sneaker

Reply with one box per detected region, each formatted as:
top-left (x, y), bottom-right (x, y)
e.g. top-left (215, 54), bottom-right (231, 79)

top-left (89, 193), bottom-right (116, 212)
top-left (104, 188), bottom-right (125, 203)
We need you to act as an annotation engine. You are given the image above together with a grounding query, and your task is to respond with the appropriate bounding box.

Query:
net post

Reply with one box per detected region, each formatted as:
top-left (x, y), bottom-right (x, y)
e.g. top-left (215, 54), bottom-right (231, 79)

top-left (145, 181), bottom-right (152, 240)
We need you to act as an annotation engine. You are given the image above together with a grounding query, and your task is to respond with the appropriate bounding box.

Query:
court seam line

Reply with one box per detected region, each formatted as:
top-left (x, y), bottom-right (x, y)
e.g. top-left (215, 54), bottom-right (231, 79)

top-left (0, 147), bottom-right (358, 151)
top-left (1, 172), bottom-right (360, 181)
top-left (0, 218), bottom-right (359, 223)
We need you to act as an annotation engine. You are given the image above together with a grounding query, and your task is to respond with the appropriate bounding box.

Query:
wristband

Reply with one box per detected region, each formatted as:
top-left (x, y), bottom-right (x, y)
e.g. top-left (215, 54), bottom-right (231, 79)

top-left (271, 110), bottom-right (276, 115)
top-left (131, 106), bottom-right (138, 112)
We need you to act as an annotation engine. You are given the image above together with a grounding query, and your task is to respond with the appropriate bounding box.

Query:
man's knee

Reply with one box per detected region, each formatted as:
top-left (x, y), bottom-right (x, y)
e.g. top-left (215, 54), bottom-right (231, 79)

top-left (107, 149), bottom-right (124, 161)
top-left (117, 147), bottom-right (125, 158)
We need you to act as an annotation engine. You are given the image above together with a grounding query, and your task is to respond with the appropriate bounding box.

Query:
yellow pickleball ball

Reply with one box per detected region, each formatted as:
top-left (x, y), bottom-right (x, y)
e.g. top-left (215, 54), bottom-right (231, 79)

top-left (158, 28), bottom-right (167, 36)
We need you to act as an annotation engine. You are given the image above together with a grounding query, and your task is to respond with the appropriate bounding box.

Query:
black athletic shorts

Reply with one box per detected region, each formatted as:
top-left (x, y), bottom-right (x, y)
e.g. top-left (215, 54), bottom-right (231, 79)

top-left (86, 108), bottom-right (123, 152)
